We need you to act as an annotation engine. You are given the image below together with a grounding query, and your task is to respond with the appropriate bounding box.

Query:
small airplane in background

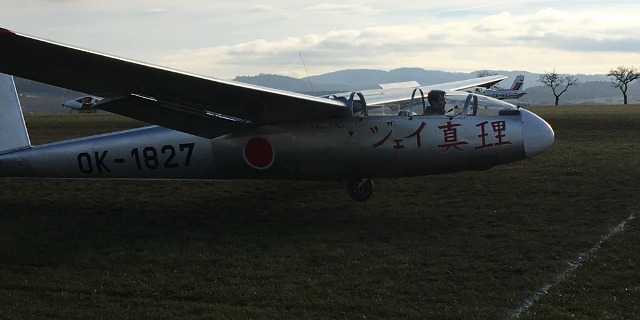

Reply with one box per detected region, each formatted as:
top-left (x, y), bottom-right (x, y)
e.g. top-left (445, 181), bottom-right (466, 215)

top-left (474, 75), bottom-right (527, 100)
top-left (0, 28), bottom-right (553, 201)
top-left (63, 96), bottom-right (100, 113)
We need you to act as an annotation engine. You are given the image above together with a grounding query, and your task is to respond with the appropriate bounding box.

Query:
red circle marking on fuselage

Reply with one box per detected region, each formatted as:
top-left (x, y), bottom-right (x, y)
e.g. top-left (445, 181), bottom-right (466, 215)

top-left (243, 137), bottom-right (274, 169)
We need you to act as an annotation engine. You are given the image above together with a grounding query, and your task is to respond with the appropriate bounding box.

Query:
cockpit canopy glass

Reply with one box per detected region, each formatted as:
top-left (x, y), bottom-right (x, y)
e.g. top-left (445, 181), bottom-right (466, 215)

top-left (367, 91), bottom-right (519, 117)
top-left (444, 92), bottom-right (518, 117)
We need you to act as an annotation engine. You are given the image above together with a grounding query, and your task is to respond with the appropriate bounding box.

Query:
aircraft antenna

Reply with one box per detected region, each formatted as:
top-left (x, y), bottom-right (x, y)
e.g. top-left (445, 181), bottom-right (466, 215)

top-left (299, 53), bottom-right (314, 92)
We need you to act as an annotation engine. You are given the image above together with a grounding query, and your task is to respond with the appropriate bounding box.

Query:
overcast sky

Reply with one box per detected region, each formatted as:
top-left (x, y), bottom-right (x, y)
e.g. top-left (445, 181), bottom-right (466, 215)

top-left (2, 0), bottom-right (639, 80)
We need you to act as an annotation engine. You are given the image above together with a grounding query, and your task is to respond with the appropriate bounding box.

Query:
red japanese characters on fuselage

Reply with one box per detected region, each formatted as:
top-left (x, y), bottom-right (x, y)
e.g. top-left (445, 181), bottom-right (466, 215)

top-left (370, 120), bottom-right (512, 151)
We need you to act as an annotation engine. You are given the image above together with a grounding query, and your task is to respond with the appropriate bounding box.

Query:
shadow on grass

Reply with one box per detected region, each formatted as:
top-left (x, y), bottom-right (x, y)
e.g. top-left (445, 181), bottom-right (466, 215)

top-left (0, 178), bottom-right (450, 268)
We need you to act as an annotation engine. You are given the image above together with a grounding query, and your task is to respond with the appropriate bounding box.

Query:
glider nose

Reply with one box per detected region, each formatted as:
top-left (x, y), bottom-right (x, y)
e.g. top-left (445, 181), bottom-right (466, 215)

top-left (521, 109), bottom-right (554, 158)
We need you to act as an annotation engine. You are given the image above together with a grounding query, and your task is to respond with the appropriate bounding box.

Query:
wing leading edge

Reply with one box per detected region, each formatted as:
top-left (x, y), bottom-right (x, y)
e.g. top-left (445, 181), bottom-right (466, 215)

top-left (0, 28), bottom-right (348, 138)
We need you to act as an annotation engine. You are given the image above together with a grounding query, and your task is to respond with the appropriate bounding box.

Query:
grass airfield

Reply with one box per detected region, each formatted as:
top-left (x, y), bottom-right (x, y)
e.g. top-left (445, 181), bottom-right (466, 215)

top-left (1, 105), bottom-right (639, 319)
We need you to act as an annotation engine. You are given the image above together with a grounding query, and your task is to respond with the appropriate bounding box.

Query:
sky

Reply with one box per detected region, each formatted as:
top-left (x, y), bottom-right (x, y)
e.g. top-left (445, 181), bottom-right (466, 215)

top-left (1, 0), bottom-right (640, 80)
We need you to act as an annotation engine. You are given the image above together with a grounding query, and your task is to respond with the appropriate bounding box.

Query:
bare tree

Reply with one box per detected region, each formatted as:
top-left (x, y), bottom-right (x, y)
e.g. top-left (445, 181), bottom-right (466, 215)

top-left (476, 70), bottom-right (499, 89)
top-left (538, 70), bottom-right (578, 106)
top-left (607, 66), bottom-right (640, 105)
top-left (476, 70), bottom-right (497, 78)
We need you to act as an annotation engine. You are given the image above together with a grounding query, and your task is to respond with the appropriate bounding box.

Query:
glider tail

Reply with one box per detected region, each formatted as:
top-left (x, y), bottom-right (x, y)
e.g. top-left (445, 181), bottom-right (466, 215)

top-left (0, 73), bottom-right (31, 154)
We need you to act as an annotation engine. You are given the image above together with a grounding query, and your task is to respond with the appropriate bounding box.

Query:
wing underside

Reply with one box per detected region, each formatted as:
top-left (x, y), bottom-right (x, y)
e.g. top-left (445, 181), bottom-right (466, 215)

top-left (0, 28), bottom-right (347, 138)
top-left (0, 27), bottom-right (509, 137)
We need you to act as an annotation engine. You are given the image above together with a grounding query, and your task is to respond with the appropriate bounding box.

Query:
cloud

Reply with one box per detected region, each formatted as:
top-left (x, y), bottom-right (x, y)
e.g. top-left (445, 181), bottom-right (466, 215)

top-left (305, 3), bottom-right (382, 14)
top-left (245, 5), bottom-right (275, 13)
top-left (145, 8), bottom-right (168, 14)
top-left (154, 5), bottom-right (640, 78)
top-left (4, 1), bottom-right (640, 78)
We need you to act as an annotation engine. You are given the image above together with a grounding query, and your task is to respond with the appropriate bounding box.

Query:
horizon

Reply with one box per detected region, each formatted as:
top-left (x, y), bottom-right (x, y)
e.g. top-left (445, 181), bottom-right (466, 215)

top-left (236, 67), bottom-right (611, 78)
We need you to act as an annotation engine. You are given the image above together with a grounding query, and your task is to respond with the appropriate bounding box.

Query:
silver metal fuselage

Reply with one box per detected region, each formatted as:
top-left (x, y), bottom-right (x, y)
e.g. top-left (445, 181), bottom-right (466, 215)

top-left (0, 110), bottom-right (549, 181)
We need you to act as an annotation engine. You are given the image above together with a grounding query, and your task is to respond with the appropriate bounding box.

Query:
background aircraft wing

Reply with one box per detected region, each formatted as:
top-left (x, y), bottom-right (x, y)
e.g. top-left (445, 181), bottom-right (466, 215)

top-left (329, 75), bottom-right (508, 108)
top-left (0, 28), bottom-right (348, 138)
top-left (421, 75), bottom-right (507, 92)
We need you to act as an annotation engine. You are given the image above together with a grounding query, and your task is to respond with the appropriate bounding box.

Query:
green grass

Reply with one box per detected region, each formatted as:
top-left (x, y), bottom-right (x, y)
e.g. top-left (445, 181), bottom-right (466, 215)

top-left (1, 106), bottom-right (639, 319)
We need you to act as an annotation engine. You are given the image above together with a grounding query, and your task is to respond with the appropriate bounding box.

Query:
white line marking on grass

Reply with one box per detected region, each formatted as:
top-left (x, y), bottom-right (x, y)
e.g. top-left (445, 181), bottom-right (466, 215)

top-left (507, 212), bottom-right (636, 319)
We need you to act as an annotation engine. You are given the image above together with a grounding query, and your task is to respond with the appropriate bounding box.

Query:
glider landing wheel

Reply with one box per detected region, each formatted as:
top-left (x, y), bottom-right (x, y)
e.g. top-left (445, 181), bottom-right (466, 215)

top-left (346, 178), bottom-right (374, 201)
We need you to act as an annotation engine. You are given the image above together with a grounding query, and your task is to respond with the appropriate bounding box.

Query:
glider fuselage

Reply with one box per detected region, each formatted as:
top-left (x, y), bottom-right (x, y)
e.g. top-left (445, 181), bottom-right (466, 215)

top-left (0, 111), bottom-right (545, 181)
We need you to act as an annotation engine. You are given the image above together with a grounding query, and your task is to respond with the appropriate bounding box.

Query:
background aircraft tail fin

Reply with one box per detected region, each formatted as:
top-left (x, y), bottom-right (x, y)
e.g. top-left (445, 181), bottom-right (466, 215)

top-left (511, 75), bottom-right (525, 91)
top-left (0, 73), bottom-right (31, 154)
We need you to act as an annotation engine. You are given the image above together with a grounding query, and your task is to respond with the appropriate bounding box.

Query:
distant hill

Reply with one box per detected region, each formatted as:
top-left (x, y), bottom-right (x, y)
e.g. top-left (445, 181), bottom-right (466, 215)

top-left (234, 69), bottom-right (637, 106)
top-left (10, 69), bottom-right (639, 113)
top-left (307, 68), bottom-right (506, 90)
top-left (238, 69), bottom-right (614, 92)
top-left (520, 81), bottom-right (640, 106)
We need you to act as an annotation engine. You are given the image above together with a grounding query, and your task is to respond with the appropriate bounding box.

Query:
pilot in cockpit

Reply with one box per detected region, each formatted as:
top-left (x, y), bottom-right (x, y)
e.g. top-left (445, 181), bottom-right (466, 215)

top-left (423, 90), bottom-right (446, 115)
